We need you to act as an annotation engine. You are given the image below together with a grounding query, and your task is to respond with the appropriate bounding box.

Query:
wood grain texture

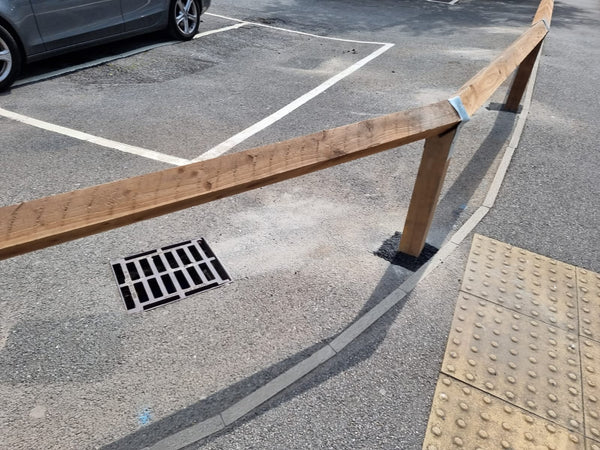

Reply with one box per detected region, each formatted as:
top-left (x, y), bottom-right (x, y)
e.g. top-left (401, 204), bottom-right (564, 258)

top-left (0, 101), bottom-right (461, 260)
top-left (456, 21), bottom-right (548, 117)
top-left (533, 0), bottom-right (554, 26)
top-left (398, 127), bottom-right (458, 256)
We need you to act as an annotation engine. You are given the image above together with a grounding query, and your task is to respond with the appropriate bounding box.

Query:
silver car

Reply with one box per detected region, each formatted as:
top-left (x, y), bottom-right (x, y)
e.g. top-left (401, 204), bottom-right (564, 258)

top-left (0, 0), bottom-right (211, 90)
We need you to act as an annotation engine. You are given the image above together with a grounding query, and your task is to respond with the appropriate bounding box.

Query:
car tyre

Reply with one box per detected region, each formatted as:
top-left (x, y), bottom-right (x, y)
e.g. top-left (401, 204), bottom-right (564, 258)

top-left (168, 0), bottom-right (201, 41)
top-left (0, 24), bottom-right (21, 91)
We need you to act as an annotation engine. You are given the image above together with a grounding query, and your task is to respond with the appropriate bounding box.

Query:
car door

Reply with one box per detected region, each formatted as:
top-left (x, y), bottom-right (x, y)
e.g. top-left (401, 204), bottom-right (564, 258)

top-left (121, 0), bottom-right (168, 32)
top-left (29, 0), bottom-right (124, 51)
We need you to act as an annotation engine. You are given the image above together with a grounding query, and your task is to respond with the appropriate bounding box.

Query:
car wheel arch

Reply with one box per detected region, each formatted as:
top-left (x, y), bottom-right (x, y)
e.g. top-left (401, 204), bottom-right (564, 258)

top-left (0, 16), bottom-right (26, 61)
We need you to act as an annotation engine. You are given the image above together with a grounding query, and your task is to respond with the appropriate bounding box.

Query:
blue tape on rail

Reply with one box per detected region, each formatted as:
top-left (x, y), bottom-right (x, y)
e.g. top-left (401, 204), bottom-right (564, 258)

top-left (540, 19), bottom-right (550, 31)
top-left (445, 96), bottom-right (470, 159)
top-left (448, 96), bottom-right (470, 123)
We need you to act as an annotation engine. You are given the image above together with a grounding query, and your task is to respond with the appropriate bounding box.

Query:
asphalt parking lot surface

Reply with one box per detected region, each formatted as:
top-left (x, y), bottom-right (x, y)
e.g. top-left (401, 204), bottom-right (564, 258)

top-left (2, 0), bottom-right (597, 448)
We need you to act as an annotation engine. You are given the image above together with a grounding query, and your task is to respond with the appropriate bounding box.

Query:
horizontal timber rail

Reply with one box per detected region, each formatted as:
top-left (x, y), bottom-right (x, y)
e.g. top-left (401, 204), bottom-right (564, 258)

top-left (0, 102), bottom-right (461, 259)
top-left (0, 0), bottom-right (553, 261)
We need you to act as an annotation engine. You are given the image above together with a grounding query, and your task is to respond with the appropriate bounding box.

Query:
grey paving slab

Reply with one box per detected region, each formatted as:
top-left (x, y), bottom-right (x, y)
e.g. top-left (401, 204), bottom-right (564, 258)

top-left (220, 345), bottom-right (336, 427)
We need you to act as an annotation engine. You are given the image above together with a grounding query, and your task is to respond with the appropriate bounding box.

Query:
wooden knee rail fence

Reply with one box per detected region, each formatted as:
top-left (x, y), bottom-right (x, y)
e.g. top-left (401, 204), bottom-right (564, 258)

top-left (0, 0), bottom-right (553, 261)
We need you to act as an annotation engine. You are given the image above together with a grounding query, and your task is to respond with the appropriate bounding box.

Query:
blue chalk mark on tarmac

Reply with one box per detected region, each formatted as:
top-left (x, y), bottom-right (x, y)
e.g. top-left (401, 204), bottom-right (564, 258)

top-left (138, 408), bottom-right (152, 426)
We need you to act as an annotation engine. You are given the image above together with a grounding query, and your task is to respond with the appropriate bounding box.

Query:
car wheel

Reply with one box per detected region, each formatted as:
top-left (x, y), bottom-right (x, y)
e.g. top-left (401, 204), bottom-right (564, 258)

top-left (0, 25), bottom-right (21, 91)
top-left (168, 0), bottom-right (201, 40)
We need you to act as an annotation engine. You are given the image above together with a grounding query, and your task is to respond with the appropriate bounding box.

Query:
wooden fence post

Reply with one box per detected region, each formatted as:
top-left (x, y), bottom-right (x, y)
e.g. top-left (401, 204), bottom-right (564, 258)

top-left (504, 41), bottom-right (543, 112)
top-left (398, 126), bottom-right (458, 257)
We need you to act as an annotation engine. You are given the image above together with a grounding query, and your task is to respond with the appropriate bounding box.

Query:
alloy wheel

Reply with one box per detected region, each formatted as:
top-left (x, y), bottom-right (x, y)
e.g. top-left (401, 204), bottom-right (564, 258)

top-left (0, 36), bottom-right (13, 83)
top-left (175, 0), bottom-right (199, 37)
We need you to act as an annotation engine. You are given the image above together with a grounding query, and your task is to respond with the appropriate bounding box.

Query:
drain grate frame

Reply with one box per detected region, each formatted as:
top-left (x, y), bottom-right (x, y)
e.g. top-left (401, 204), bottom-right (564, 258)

top-left (110, 238), bottom-right (231, 313)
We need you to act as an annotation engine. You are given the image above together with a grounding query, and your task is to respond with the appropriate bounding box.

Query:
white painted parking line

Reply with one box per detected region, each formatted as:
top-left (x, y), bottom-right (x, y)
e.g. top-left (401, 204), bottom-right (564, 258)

top-left (0, 107), bottom-right (190, 166)
top-left (192, 12), bottom-right (395, 161)
top-left (8, 15), bottom-right (392, 166)
top-left (14, 23), bottom-right (249, 87)
top-left (192, 42), bottom-right (394, 162)
top-left (206, 12), bottom-right (391, 45)
top-left (426, 0), bottom-right (459, 5)
top-left (193, 21), bottom-right (248, 39)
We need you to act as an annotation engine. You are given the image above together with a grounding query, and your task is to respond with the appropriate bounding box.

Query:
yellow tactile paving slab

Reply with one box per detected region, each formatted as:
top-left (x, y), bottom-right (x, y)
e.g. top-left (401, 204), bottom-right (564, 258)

top-left (578, 269), bottom-right (600, 343)
top-left (423, 234), bottom-right (600, 449)
top-left (582, 339), bottom-right (600, 442)
top-left (461, 235), bottom-right (578, 333)
top-left (442, 291), bottom-right (583, 432)
top-left (423, 376), bottom-right (584, 450)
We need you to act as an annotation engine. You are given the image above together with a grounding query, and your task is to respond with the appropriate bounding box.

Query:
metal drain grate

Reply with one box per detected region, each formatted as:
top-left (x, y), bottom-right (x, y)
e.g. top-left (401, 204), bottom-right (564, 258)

top-left (110, 238), bottom-right (231, 312)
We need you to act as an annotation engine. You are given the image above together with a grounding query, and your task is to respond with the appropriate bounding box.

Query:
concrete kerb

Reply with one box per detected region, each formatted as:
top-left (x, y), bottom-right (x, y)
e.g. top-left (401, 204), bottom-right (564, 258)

top-left (484, 43), bottom-right (542, 209)
top-left (148, 346), bottom-right (337, 449)
top-left (220, 345), bottom-right (337, 426)
top-left (450, 206), bottom-right (490, 245)
top-left (142, 40), bottom-right (544, 450)
top-left (147, 415), bottom-right (225, 450)
top-left (330, 287), bottom-right (409, 352)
